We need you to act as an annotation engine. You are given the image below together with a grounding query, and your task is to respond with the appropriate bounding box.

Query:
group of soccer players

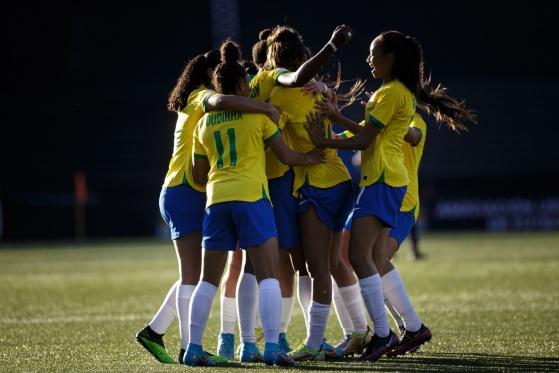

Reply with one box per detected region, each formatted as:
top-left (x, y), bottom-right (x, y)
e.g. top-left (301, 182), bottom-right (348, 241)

top-left (136, 23), bottom-right (476, 367)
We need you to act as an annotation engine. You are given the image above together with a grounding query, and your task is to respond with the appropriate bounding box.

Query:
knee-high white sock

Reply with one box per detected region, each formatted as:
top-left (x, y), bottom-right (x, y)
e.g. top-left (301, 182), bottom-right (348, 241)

top-left (337, 281), bottom-right (369, 334)
top-left (280, 296), bottom-right (294, 333)
top-left (259, 278), bottom-right (281, 344)
top-left (177, 283), bottom-right (196, 349)
top-left (297, 275), bottom-right (312, 329)
top-left (381, 269), bottom-right (421, 332)
top-left (148, 280), bottom-right (178, 335)
top-left (385, 298), bottom-right (404, 330)
top-left (237, 273), bottom-right (258, 343)
top-left (189, 281), bottom-right (217, 346)
top-left (305, 301), bottom-right (330, 350)
top-left (220, 295), bottom-right (237, 334)
top-left (359, 274), bottom-right (389, 337)
top-left (332, 280), bottom-right (354, 336)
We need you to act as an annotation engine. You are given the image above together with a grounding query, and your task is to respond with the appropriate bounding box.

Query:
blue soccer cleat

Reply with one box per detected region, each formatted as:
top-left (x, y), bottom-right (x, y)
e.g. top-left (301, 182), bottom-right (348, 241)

top-left (217, 333), bottom-right (235, 360)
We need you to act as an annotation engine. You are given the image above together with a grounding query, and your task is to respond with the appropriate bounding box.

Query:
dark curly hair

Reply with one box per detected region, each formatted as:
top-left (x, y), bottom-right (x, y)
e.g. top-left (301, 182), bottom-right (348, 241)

top-left (213, 40), bottom-right (246, 95)
top-left (167, 49), bottom-right (220, 112)
top-left (265, 25), bottom-right (307, 71)
top-left (376, 31), bottom-right (477, 132)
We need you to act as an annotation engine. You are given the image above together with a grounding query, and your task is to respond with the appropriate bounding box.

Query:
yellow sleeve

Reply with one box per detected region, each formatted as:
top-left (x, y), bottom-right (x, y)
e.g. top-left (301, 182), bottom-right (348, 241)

top-left (411, 113), bottom-right (427, 142)
top-left (192, 122), bottom-right (207, 159)
top-left (366, 88), bottom-right (399, 129)
top-left (262, 117), bottom-right (281, 143)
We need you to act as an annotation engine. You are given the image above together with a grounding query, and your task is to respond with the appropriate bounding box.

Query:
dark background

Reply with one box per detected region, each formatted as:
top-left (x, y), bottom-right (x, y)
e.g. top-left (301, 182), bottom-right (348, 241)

top-left (1, 1), bottom-right (557, 240)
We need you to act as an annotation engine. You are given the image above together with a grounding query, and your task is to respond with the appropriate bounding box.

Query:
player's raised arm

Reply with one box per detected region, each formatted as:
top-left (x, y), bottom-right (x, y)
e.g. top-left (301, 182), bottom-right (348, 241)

top-left (276, 25), bottom-right (353, 87)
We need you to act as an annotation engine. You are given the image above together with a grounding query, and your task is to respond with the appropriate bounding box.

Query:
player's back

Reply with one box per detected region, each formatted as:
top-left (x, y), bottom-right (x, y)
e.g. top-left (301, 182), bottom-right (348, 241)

top-left (194, 110), bottom-right (280, 206)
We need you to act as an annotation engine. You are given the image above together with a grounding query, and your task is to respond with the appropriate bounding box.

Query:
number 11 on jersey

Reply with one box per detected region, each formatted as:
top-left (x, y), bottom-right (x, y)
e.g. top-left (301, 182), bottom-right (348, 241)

top-left (213, 128), bottom-right (237, 169)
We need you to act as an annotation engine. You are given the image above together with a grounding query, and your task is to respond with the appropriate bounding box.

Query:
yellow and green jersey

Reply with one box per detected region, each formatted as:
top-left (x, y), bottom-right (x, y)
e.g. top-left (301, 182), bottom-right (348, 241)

top-left (249, 68), bottom-right (290, 180)
top-left (270, 86), bottom-right (351, 196)
top-left (360, 79), bottom-right (415, 188)
top-left (163, 85), bottom-right (215, 192)
top-left (248, 68), bottom-right (288, 102)
top-left (400, 112), bottom-right (427, 218)
top-left (193, 110), bottom-right (281, 207)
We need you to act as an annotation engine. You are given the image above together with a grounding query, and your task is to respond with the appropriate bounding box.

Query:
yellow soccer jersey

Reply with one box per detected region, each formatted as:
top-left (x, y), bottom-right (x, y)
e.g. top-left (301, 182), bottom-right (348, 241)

top-left (400, 113), bottom-right (427, 218)
top-left (249, 68), bottom-right (291, 180)
top-left (249, 68), bottom-right (288, 102)
top-left (163, 85), bottom-right (215, 192)
top-left (265, 112), bottom-right (291, 179)
top-left (270, 86), bottom-right (351, 195)
top-left (193, 110), bottom-right (281, 207)
top-left (360, 80), bottom-right (415, 188)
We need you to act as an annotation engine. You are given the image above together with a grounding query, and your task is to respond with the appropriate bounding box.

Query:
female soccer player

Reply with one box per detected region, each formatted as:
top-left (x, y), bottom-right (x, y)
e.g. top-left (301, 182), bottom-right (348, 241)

top-left (265, 26), bottom-right (369, 361)
top-left (306, 30), bottom-right (475, 362)
top-left (135, 49), bottom-right (281, 365)
top-left (184, 41), bottom-right (324, 367)
top-left (326, 110), bottom-right (430, 355)
top-left (234, 24), bottom-right (354, 361)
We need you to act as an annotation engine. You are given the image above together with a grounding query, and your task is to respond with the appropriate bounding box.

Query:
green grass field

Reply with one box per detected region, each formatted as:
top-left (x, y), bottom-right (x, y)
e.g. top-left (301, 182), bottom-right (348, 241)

top-left (1, 233), bottom-right (558, 372)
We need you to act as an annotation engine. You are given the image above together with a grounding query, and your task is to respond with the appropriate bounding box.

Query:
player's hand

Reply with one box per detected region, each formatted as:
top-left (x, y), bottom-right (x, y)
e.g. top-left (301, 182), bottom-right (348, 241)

top-left (330, 25), bottom-right (353, 49)
top-left (302, 80), bottom-right (328, 95)
top-left (305, 112), bottom-right (326, 146)
top-left (266, 105), bottom-right (281, 124)
top-left (303, 147), bottom-right (326, 165)
top-left (360, 91), bottom-right (372, 108)
top-left (316, 90), bottom-right (340, 119)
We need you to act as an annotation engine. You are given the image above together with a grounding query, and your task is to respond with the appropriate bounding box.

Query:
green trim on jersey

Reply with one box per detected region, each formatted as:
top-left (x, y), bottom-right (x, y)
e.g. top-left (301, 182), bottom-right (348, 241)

top-left (368, 114), bottom-right (385, 129)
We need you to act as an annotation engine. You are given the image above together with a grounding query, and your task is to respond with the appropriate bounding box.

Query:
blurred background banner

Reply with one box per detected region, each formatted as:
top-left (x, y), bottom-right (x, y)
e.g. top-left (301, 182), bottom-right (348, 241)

top-left (1, 0), bottom-right (556, 240)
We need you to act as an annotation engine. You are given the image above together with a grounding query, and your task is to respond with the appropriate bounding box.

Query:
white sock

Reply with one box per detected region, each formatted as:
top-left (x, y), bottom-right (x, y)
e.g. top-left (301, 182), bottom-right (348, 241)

top-left (220, 295), bottom-right (237, 334)
top-left (237, 273), bottom-right (258, 343)
top-left (385, 298), bottom-right (404, 330)
top-left (332, 280), bottom-right (354, 336)
top-left (280, 297), bottom-right (294, 333)
top-left (148, 280), bottom-right (178, 335)
top-left (297, 275), bottom-right (312, 329)
top-left (305, 301), bottom-right (330, 350)
top-left (189, 281), bottom-right (217, 346)
top-left (259, 278), bottom-right (281, 344)
top-left (337, 282), bottom-right (369, 334)
top-left (381, 269), bottom-right (421, 332)
top-left (177, 284), bottom-right (196, 349)
top-left (359, 274), bottom-right (389, 337)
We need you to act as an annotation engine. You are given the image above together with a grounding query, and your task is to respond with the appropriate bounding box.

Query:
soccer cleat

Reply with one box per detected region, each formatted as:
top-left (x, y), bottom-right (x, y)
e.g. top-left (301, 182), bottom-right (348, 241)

top-left (358, 329), bottom-right (399, 362)
top-left (344, 326), bottom-right (373, 356)
top-left (135, 326), bottom-right (176, 364)
top-left (398, 325), bottom-right (406, 338)
top-left (387, 324), bottom-right (432, 357)
top-left (217, 333), bottom-right (235, 360)
top-left (287, 344), bottom-right (320, 361)
top-left (183, 343), bottom-right (228, 366)
top-left (278, 332), bottom-right (292, 353)
top-left (263, 342), bottom-right (297, 367)
top-left (178, 349), bottom-right (185, 365)
top-left (334, 334), bottom-right (352, 352)
top-left (239, 341), bottom-right (263, 362)
top-left (321, 339), bottom-right (344, 359)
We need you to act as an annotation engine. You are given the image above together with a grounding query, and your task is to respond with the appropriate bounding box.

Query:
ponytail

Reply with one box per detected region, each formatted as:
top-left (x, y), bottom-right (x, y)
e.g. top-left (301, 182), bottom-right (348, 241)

top-left (213, 40), bottom-right (246, 95)
top-left (252, 28), bottom-right (272, 69)
top-left (378, 31), bottom-right (477, 132)
top-left (167, 49), bottom-right (221, 112)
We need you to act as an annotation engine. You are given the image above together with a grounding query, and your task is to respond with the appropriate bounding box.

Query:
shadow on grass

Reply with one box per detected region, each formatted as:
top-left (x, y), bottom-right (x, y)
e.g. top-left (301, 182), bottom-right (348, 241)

top-left (218, 353), bottom-right (559, 372)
